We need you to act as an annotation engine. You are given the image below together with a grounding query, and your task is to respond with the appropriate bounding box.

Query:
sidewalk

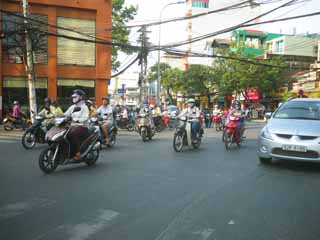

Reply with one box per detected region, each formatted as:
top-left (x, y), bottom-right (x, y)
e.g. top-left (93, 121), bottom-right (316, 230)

top-left (0, 128), bottom-right (23, 141)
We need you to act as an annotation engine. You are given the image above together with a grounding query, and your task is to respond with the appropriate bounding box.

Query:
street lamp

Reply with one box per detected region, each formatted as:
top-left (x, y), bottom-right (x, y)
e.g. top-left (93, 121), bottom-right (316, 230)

top-left (157, 1), bottom-right (185, 104)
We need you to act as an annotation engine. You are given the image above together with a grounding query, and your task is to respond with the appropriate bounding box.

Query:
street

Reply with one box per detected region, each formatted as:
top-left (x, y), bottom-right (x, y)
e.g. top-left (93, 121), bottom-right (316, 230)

top-left (1, 122), bottom-right (320, 240)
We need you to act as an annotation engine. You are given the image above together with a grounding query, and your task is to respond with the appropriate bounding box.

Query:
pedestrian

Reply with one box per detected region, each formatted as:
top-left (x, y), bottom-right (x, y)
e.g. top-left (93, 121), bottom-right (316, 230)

top-left (12, 100), bottom-right (25, 130)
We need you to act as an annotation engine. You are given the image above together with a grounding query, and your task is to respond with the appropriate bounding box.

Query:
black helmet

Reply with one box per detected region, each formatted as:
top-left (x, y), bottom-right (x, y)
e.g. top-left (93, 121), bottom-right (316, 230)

top-left (102, 96), bottom-right (109, 101)
top-left (44, 97), bottom-right (51, 105)
top-left (232, 100), bottom-right (241, 110)
top-left (72, 89), bottom-right (86, 97)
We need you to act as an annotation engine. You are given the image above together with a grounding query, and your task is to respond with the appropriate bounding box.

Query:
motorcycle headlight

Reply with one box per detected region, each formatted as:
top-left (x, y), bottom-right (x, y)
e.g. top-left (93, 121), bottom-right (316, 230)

top-left (261, 127), bottom-right (274, 140)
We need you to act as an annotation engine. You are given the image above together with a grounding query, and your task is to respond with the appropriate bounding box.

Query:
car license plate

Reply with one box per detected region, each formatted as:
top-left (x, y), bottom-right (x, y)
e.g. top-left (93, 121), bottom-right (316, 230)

top-left (282, 145), bottom-right (307, 152)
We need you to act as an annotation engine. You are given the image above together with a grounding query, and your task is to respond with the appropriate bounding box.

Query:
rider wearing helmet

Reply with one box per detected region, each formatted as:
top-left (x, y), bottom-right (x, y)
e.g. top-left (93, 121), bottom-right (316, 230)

top-left (229, 100), bottom-right (246, 137)
top-left (64, 89), bottom-right (89, 161)
top-left (38, 97), bottom-right (56, 129)
top-left (178, 98), bottom-right (201, 142)
top-left (96, 96), bottom-right (113, 144)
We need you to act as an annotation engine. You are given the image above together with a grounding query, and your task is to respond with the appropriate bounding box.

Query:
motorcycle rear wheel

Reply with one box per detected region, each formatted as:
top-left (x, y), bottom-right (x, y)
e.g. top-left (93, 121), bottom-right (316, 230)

top-left (39, 147), bottom-right (58, 174)
top-left (192, 138), bottom-right (201, 149)
top-left (4, 122), bottom-right (14, 131)
top-left (173, 133), bottom-right (184, 152)
top-left (107, 134), bottom-right (116, 147)
top-left (22, 131), bottom-right (36, 149)
top-left (141, 129), bottom-right (148, 142)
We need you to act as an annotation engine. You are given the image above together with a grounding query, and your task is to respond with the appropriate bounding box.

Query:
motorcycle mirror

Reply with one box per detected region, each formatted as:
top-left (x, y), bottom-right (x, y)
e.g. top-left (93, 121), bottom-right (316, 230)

top-left (73, 107), bottom-right (81, 113)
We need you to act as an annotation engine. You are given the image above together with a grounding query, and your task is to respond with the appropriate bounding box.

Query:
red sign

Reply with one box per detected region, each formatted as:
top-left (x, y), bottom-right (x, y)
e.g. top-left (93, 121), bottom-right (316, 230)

top-left (246, 87), bottom-right (261, 100)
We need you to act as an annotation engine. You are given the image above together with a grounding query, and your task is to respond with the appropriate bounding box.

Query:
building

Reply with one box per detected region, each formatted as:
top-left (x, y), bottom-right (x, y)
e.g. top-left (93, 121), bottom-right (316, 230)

top-left (109, 72), bottom-right (140, 107)
top-left (231, 29), bottom-right (282, 56)
top-left (0, 0), bottom-right (111, 114)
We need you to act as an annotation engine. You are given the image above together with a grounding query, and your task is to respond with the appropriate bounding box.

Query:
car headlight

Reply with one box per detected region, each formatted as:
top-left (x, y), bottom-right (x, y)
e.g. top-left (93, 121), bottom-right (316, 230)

top-left (261, 127), bottom-right (274, 140)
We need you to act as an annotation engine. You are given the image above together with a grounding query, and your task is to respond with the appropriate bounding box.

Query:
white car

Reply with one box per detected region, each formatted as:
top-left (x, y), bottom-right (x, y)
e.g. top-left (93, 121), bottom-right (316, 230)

top-left (258, 98), bottom-right (320, 164)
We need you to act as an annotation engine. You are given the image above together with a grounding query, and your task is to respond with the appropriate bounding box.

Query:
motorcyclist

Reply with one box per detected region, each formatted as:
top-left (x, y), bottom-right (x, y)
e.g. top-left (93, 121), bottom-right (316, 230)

top-left (152, 104), bottom-right (162, 127)
top-left (51, 100), bottom-right (64, 116)
top-left (12, 100), bottom-right (26, 130)
top-left (139, 100), bottom-right (154, 128)
top-left (178, 98), bottom-right (200, 142)
top-left (212, 105), bottom-right (221, 116)
top-left (228, 100), bottom-right (245, 137)
top-left (96, 96), bottom-right (113, 144)
top-left (86, 99), bottom-right (97, 117)
top-left (38, 97), bottom-right (55, 129)
top-left (64, 89), bottom-right (89, 161)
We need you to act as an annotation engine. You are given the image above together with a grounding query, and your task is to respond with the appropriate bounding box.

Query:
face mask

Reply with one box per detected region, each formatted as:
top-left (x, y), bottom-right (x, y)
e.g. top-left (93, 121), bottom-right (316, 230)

top-left (72, 95), bottom-right (80, 104)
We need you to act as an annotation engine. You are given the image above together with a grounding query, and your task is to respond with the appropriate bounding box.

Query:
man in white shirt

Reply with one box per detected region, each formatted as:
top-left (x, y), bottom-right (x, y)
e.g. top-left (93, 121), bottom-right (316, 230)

top-left (178, 98), bottom-right (200, 141)
top-left (96, 97), bottom-right (113, 143)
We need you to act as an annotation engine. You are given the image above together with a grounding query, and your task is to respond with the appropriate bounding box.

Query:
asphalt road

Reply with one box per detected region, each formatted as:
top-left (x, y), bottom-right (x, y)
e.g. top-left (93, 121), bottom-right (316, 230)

top-left (1, 123), bottom-right (320, 240)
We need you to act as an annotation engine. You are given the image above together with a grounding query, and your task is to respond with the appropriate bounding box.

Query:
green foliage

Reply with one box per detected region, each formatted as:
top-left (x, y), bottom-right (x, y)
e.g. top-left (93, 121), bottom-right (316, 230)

top-left (112, 0), bottom-right (137, 70)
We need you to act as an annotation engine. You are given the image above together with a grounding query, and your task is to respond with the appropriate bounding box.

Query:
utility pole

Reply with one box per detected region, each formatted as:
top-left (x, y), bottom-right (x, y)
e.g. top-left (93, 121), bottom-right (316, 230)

top-left (22, 0), bottom-right (37, 120)
top-left (137, 26), bottom-right (151, 106)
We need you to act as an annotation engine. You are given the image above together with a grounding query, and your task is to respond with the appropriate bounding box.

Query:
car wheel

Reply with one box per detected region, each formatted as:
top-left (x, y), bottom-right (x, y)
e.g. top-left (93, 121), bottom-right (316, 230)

top-left (259, 157), bottom-right (272, 164)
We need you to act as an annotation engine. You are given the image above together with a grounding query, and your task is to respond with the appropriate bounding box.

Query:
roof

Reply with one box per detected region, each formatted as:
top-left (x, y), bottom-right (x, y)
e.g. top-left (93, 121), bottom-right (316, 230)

top-left (291, 98), bottom-right (320, 102)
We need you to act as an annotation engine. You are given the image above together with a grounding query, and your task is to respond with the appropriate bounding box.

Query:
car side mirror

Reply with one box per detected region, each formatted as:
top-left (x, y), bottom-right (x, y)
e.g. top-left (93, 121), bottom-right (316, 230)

top-left (73, 107), bottom-right (81, 113)
top-left (265, 112), bottom-right (273, 119)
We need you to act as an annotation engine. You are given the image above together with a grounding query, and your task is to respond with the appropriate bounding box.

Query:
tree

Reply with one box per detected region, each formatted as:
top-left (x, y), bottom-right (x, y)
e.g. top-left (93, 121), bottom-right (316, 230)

top-left (112, 0), bottom-right (137, 70)
top-left (183, 64), bottom-right (217, 106)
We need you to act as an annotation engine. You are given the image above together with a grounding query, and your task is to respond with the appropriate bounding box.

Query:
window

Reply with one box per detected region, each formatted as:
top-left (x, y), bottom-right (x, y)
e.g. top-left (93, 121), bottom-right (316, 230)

top-left (57, 79), bottom-right (95, 109)
top-left (276, 40), bottom-right (284, 53)
top-left (2, 13), bottom-right (48, 64)
top-left (57, 17), bottom-right (96, 66)
top-left (2, 77), bottom-right (48, 114)
top-left (192, 0), bottom-right (209, 8)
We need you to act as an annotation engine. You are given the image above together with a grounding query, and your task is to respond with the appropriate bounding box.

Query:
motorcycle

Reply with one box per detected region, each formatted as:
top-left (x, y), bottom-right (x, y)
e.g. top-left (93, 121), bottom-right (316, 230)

top-left (204, 113), bottom-right (212, 128)
top-left (89, 116), bottom-right (118, 148)
top-left (38, 108), bottom-right (100, 174)
top-left (136, 113), bottom-right (155, 142)
top-left (212, 113), bottom-right (223, 131)
top-left (224, 115), bottom-right (244, 150)
top-left (21, 115), bottom-right (48, 149)
top-left (2, 112), bottom-right (31, 131)
top-left (154, 116), bottom-right (166, 132)
top-left (115, 113), bottom-right (134, 131)
top-left (173, 116), bottom-right (203, 152)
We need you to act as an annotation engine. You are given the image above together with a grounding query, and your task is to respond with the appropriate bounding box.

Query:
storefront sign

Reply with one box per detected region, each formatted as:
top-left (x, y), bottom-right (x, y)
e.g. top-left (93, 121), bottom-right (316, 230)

top-left (246, 87), bottom-right (261, 100)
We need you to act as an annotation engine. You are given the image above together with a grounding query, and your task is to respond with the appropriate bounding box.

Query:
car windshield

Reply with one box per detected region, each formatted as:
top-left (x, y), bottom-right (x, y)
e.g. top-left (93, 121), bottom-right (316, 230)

top-left (274, 101), bottom-right (320, 120)
top-left (168, 106), bottom-right (177, 112)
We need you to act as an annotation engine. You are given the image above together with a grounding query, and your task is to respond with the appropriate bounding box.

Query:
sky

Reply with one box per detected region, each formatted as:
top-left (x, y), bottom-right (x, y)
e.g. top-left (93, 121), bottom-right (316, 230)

top-left (114, 0), bottom-right (320, 77)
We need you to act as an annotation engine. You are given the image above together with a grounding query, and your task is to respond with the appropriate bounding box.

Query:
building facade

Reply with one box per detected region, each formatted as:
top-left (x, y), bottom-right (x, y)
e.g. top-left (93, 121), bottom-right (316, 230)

top-left (0, 0), bottom-right (111, 114)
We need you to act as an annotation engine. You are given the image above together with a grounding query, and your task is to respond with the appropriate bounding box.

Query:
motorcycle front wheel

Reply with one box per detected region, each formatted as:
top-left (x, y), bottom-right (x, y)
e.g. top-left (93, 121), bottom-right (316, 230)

top-left (107, 134), bottom-right (116, 147)
top-left (141, 128), bottom-right (148, 142)
top-left (39, 147), bottom-right (58, 174)
top-left (173, 133), bottom-right (184, 152)
top-left (225, 132), bottom-right (234, 150)
top-left (192, 138), bottom-right (201, 149)
top-left (22, 131), bottom-right (36, 149)
top-left (86, 148), bottom-right (99, 166)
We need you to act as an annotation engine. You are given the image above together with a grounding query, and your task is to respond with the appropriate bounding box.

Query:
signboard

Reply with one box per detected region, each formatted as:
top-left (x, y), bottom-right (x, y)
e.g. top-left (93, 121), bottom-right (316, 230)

top-left (246, 87), bottom-right (261, 100)
top-left (118, 89), bottom-right (125, 94)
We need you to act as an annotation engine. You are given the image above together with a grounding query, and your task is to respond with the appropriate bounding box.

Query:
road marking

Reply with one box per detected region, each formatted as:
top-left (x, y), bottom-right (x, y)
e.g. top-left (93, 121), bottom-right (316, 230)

top-left (68, 209), bottom-right (119, 240)
top-left (193, 228), bottom-right (214, 240)
top-left (32, 209), bottom-right (120, 240)
top-left (0, 198), bottom-right (56, 221)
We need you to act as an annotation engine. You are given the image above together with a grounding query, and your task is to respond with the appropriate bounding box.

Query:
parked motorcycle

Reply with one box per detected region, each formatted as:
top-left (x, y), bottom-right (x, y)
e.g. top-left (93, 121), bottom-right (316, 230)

top-left (38, 108), bottom-right (100, 174)
top-left (21, 115), bottom-right (48, 149)
top-left (136, 113), bottom-right (155, 142)
top-left (2, 112), bottom-right (31, 131)
top-left (89, 116), bottom-right (118, 148)
top-left (224, 115), bottom-right (244, 150)
top-left (173, 116), bottom-right (203, 152)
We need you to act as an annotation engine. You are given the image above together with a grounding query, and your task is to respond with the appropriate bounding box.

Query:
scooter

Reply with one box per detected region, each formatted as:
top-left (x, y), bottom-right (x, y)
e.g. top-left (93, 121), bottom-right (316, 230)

top-left (38, 108), bottom-right (100, 174)
top-left (21, 115), bottom-right (48, 149)
top-left (2, 112), bottom-right (31, 131)
top-left (224, 115), bottom-right (244, 150)
top-left (89, 116), bottom-right (118, 148)
top-left (173, 116), bottom-right (203, 152)
top-left (136, 113), bottom-right (155, 142)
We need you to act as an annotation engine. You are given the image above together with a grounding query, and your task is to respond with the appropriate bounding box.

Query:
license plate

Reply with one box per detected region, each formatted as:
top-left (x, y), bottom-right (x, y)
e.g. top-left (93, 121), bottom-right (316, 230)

top-left (282, 144), bottom-right (307, 152)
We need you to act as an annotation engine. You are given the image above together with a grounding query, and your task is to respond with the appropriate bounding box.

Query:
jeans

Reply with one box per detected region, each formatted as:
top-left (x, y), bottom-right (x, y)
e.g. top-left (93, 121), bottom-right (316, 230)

top-left (191, 122), bottom-right (200, 140)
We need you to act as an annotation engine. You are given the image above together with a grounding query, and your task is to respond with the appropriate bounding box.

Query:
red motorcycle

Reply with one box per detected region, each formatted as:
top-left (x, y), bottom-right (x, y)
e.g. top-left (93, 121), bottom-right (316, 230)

top-left (212, 113), bottom-right (223, 131)
top-left (224, 115), bottom-right (244, 150)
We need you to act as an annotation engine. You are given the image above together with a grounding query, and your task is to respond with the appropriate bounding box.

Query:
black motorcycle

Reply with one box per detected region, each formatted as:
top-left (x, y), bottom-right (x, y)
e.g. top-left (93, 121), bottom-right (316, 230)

top-left (21, 115), bottom-right (48, 149)
top-left (115, 113), bottom-right (134, 131)
top-left (38, 108), bottom-right (100, 174)
top-left (89, 116), bottom-right (118, 148)
top-left (154, 116), bottom-right (165, 132)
